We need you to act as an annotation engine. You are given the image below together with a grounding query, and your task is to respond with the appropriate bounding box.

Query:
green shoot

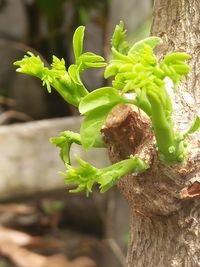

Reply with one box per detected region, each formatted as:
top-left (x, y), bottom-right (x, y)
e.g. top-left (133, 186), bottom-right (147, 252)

top-left (62, 155), bottom-right (147, 196)
top-left (14, 22), bottom-right (200, 195)
top-left (50, 131), bottom-right (81, 164)
top-left (14, 26), bottom-right (106, 107)
top-left (104, 23), bottom-right (194, 162)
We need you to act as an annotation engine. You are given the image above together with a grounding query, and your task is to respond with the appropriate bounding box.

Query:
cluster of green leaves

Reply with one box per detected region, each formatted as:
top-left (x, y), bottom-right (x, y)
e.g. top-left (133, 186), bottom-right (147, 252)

top-left (14, 21), bottom-right (200, 195)
top-left (14, 26), bottom-right (105, 107)
top-left (62, 155), bottom-right (147, 196)
top-left (104, 22), bottom-right (199, 162)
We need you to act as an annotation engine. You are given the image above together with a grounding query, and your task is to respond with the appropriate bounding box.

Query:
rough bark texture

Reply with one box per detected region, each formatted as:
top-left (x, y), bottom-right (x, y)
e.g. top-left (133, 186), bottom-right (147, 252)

top-left (102, 0), bottom-right (200, 266)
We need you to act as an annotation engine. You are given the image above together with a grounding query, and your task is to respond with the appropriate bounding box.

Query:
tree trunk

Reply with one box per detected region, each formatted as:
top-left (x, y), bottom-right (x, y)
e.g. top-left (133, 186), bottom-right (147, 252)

top-left (102, 0), bottom-right (200, 266)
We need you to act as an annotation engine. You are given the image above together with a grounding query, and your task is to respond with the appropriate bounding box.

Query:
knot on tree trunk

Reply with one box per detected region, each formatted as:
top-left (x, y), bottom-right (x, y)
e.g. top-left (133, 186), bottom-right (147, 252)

top-left (101, 105), bottom-right (200, 216)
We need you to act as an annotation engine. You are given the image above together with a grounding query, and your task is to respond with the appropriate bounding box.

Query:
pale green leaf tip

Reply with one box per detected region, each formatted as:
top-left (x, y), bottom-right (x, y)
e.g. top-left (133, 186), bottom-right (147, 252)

top-left (129, 36), bottom-right (161, 54)
top-left (183, 115), bottom-right (200, 137)
top-left (49, 137), bottom-right (53, 144)
top-left (73, 25), bottom-right (85, 61)
top-left (76, 25), bottom-right (85, 31)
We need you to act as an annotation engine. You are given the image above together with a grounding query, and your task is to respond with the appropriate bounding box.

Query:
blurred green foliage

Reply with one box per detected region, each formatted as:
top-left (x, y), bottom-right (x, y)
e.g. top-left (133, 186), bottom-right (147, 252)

top-left (35, 0), bottom-right (66, 20)
top-left (42, 200), bottom-right (65, 215)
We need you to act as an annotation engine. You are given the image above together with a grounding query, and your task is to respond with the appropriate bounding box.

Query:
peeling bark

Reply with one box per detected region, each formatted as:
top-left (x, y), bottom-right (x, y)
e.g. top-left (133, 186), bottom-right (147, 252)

top-left (102, 0), bottom-right (200, 266)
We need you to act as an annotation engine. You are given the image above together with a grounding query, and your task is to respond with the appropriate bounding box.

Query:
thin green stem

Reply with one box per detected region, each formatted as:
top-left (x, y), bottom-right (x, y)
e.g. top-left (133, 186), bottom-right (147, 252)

top-left (99, 156), bottom-right (148, 192)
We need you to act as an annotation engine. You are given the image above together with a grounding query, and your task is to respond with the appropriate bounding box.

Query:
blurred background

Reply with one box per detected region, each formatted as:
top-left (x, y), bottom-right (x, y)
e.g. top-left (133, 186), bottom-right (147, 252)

top-left (0, 0), bottom-right (153, 266)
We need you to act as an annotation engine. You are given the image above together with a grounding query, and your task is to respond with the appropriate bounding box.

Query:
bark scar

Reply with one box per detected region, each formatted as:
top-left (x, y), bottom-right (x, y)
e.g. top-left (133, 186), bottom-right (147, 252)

top-left (179, 177), bottom-right (200, 199)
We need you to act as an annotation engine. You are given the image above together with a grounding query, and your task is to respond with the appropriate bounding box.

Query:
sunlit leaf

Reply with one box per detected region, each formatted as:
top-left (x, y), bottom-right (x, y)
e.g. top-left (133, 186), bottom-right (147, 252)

top-left (128, 36), bottom-right (161, 54)
top-left (80, 105), bottom-right (113, 149)
top-left (50, 131), bottom-right (81, 164)
top-left (79, 87), bottom-right (125, 115)
top-left (111, 21), bottom-right (129, 54)
top-left (73, 26), bottom-right (85, 62)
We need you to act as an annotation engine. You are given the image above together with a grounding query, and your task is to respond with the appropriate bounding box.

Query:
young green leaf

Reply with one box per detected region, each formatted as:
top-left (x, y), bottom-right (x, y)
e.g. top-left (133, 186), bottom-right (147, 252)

top-left (63, 156), bottom-right (99, 196)
top-left (79, 87), bottom-right (125, 115)
top-left (128, 36), bottom-right (161, 54)
top-left (62, 155), bottom-right (147, 196)
top-left (104, 63), bottom-right (120, 78)
top-left (111, 21), bottom-right (129, 54)
top-left (50, 131), bottom-right (81, 164)
top-left (53, 74), bottom-right (87, 106)
top-left (80, 105), bottom-right (112, 149)
top-left (14, 52), bottom-right (89, 107)
top-left (79, 87), bottom-right (131, 149)
top-left (73, 26), bottom-right (85, 62)
top-left (162, 52), bottom-right (191, 65)
top-left (183, 115), bottom-right (200, 137)
top-left (51, 56), bottom-right (66, 76)
top-left (14, 52), bottom-right (47, 79)
top-left (78, 52), bottom-right (106, 69)
top-left (68, 64), bottom-right (83, 85)
top-left (111, 47), bottom-right (133, 63)
top-left (160, 52), bottom-right (191, 86)
top-left (50, 130), bottom-right (105, 165)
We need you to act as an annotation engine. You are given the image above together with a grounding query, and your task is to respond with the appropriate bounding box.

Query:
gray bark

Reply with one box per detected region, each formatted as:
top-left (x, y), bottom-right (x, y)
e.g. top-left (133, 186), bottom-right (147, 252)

top-left (102, 0), bottom-right (200, 266)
